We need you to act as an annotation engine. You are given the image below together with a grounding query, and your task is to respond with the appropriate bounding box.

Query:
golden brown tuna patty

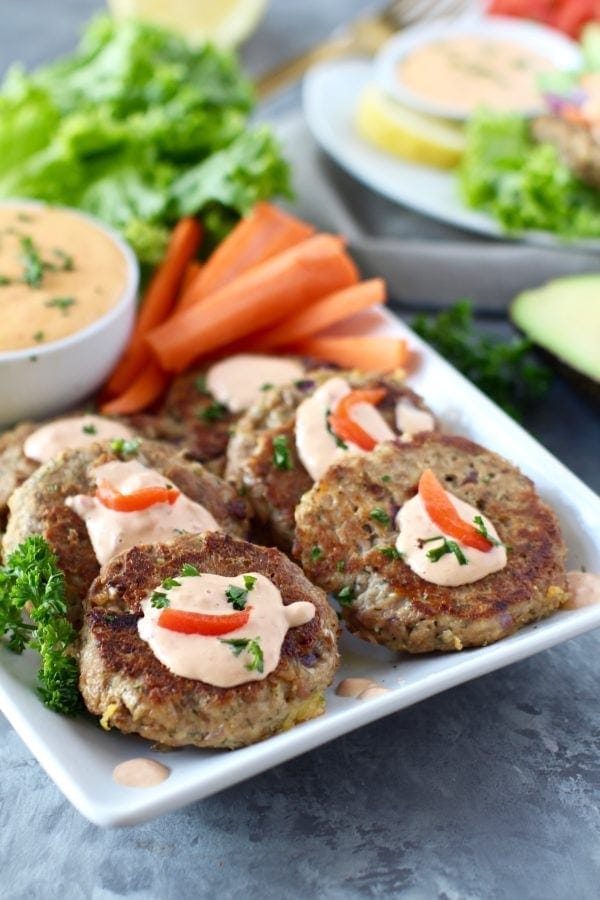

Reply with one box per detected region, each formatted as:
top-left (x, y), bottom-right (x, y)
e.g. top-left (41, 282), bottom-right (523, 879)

top-left (0, 413), bottom-right (160, 535)
top-left (149, 365), bottom-right (239, 475)
top-left (2, 440), bottom-right (252, 626)
top-left (226, 369), bottom-right (435, 550)
top-left (79, 531), bottom-right (340, 749)
top-left (294, 433), bottom-right (568, 653)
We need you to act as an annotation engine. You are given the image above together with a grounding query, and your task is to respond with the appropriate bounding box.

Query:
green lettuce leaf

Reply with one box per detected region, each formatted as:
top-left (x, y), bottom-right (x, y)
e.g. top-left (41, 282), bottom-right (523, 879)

top-left (459, 110), bottom-right (600, 238)
top-left (0, 16), bottom-right (289, 264)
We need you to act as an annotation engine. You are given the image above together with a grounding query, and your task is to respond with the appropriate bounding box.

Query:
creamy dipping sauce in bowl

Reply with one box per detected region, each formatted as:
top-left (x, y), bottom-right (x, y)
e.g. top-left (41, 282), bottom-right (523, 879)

top-left (0, 201), bottom-right (138, 427)
top-left (0, 204), bottom-right (129, 352)
top-left (375, 16), bottom-right (582, 121)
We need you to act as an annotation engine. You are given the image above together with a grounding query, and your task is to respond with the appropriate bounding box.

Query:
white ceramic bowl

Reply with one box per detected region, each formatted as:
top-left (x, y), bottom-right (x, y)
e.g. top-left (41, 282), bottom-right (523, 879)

top-left (375, 15), bottom-right (583, 122)
top-left (0, 202), bottom-right (139, 428)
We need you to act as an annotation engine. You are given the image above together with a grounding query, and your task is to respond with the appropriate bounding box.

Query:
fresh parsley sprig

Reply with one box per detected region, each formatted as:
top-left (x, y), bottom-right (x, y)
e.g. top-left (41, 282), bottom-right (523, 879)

top-left (0, 536), bottom-right (80, 714)
top-left (412, 300), bottom-right (551, 419)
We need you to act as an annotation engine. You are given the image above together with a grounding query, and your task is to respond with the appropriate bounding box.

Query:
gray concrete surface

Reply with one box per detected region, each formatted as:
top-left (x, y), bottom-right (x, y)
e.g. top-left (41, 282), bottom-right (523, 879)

top-left (1, 2), bottom-right (599, 898)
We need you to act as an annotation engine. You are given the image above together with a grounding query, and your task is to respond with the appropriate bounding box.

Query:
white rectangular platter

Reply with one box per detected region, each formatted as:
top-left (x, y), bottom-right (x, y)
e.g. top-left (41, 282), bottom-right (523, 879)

top-left (1, 307), bottom-right (599, 827)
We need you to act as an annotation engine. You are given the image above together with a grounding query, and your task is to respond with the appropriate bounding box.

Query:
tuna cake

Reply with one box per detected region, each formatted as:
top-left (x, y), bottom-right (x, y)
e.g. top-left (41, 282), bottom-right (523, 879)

top-left (0, 413), bottom-right (141, 535)
top-left (2, 439), bottom-right (251, 625)
top-left (294, 432), bottom-right (569, 653)
top-left (226, 368), bottom-right (436, 549)
top-left (79, 531), bottom-right (340, 749)
top-left (151, 353), bottom-right (307, 475)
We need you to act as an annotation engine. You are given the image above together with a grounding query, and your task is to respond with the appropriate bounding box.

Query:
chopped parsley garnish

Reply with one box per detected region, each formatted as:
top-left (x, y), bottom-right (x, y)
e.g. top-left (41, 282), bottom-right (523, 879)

top-left (220, 636), bottom-right (264, 672)
top-left (82, 423), bottom-right (97, 435)
top-left (0, 275), bottom-right (12, 285)
top-left (420, 535), bottom-right (468, 566)
top-left (473, 515), bottom-right (508, 549)
top-left (225, 575), bottom-right (257, 610)
top-left (336, 585), bottom-right (355, 606)
top-left (311, 545), bottom-right (324, 561)
top-left (381, 475), bottom-right (391, 483)
top-left (161, 577), bottom-right (181, 590)
top-left (33, 331), bottom-right (45, 342)
top-left (272, 434), bottom-right (293, 470)
top-left (110, 436), bottom-right (141, 456)
top-left (150, 590), bottom-right (170, 608)
top-left (325, 408), bottom-right (347, 449)
top-left (52, 248), bottom-right (74, 271)
top-left (194, 374), bottom-right (207, 393)
top-left (20, 236), bottom-right (44, 288)
top-left (336, 560), bottom-right (345, 572)
top-left (199, 401), bottom-right (227, 422)
top-left (0, 536), bottom-right (80, 714)
top-left (45, 296), bottom-right (76, 314)
top-left (150, 575), bottom-right (182, 608)
top-left (180, 563), bottom-right (200, 577)
top-left (378, 545), bottom-right (403, 560)
top-left (225, 585), bottom-right (248, 610)
top-left (370, 507), bottom-right (390, 526)
top-left (412, 300), bottom-right (551, 420)
top-left (260, 382), bottom-right (274, 391)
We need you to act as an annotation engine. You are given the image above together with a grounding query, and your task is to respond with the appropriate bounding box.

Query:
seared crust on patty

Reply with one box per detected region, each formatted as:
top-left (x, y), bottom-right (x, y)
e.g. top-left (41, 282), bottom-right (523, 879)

top-left (79, 532), bottom-right (340, 749)
top-left (149, 365), bottom-right (238, 475)
top-left (226, 369), bottom-right (433, 549)
top-left (2, 440), bottom-right (251, 625)
top-left (0, 421), bottom-right (39, 534)
top-left (294, 433), bottom-right (568, 653)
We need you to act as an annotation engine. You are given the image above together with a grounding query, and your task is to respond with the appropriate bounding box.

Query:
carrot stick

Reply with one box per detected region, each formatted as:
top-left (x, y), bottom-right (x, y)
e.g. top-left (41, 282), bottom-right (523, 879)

top-left (289, 336), bottom-right (409, 372)
top-left (103, 217), bottom-right (202, 397)
top-left (99, 359), bottom-right (170, 416)
top-left (177, 203), bottom-right (315, 311)
top-left (180, 260), bottom-right (203, 293)
top-left (147, 235), bottom-right (359, 374)
top-left (250, 279), bottom-right (386, 351)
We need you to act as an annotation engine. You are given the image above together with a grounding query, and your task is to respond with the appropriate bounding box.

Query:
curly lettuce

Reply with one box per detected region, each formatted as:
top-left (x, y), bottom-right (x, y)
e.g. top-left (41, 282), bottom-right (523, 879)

top-left (459, 109), bottom-right (600, 239)
top-left (0, 17), bottom-right (290, 263)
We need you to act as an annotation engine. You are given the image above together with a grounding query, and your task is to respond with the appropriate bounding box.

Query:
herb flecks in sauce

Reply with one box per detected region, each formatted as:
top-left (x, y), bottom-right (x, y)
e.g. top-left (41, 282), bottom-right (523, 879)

top-left (20, 236), bottom-right (45, 288)
top-left (45, 296), bottom-right (77, 314)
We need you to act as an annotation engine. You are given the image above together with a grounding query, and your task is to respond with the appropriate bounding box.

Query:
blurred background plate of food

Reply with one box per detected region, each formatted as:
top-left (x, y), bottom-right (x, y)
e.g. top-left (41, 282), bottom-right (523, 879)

top-left (303, 7), bottom-right (600, 247)
top-left (374, 15), bottom-right (582, 120)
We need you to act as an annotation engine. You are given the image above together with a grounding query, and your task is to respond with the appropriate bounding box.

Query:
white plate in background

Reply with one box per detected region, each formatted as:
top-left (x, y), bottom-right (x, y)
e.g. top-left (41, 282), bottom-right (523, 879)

top-left (1, 307), bottom-right (599, 827)
top-left (302, 58), bottom-right (600, 250)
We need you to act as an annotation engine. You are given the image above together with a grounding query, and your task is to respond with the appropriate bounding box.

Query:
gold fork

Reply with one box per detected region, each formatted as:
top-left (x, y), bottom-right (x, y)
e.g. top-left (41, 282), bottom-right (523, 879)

top-left (256, 0), bottom-right (472, 99)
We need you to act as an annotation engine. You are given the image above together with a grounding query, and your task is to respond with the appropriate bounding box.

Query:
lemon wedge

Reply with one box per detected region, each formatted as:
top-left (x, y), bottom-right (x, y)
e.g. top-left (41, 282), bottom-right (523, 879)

top-left (107, 0), bottom-right (269, 48)
top-left (355, 84), bottom-right (465, 169)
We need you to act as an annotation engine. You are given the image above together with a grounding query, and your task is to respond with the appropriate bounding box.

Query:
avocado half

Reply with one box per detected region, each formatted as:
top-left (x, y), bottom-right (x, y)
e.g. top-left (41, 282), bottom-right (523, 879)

top-left (511, 275), bottom-right (600, 393)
